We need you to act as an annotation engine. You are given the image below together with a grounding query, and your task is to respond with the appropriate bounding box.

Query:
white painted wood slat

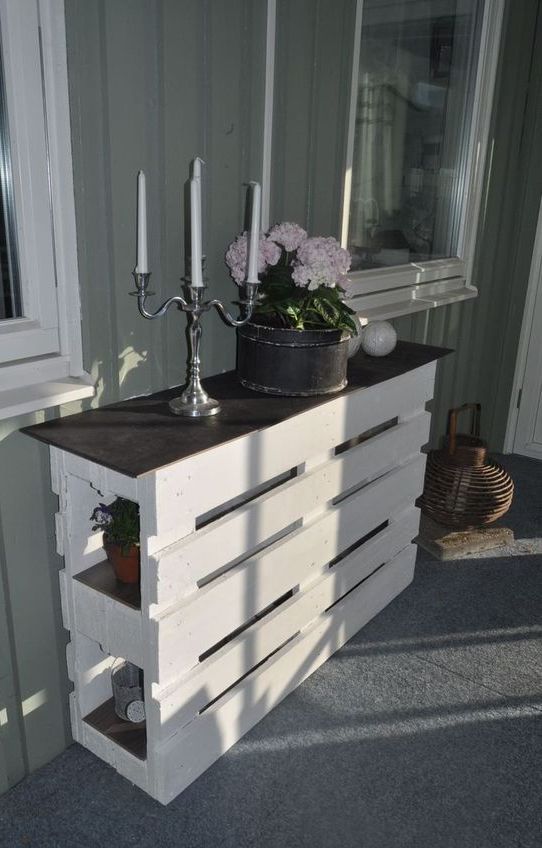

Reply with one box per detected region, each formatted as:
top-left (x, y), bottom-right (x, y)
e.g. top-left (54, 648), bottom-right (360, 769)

top-left (79, 717), bottom-right (149, 793)
top-left (149, 411), bottom-right (430, 606)
top-left (152, 545), bottom-right (416, 804)
top-left (69, 632), bottom-right (115, 717)
top-left (152, 455), bottom-right (426, 683)
top-left (153, 510), bottom-right (419, 741)
top-left (50, 356), bottom-right (439, 804)
top-left (72, 581), bottom-right (143, 669)
top-left (142, 362), bottom-right (435, 553)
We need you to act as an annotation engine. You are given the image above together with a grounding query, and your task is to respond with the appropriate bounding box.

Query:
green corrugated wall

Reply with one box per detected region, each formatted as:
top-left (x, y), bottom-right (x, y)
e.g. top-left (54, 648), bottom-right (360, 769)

top-left (0, 0), bottom-right (540, 794)
top-left (395, 0), bottom-right (542, 449)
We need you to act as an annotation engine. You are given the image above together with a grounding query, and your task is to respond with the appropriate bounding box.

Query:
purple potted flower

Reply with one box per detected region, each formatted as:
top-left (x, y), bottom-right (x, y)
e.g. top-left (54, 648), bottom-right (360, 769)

top-left (225, 222), bottom-right (357, 396)
top-left (90, 498), bottom-right (140, 584)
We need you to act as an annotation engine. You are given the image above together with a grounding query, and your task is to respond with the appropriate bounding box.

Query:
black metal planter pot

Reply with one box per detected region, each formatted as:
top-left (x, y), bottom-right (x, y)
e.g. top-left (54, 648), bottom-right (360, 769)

top-left (237, 322), bottom-right (350, 397)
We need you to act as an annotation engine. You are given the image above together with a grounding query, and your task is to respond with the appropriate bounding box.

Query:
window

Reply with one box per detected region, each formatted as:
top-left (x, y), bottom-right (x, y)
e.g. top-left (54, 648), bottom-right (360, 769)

top-left (347, 0), bottom-right (483, 272)
top-left (0, 0), bottom-right (93, 418)
top-left (341, 0), bottom-right (504, 319)
top-left (0, 48), bottom-right (21, 321)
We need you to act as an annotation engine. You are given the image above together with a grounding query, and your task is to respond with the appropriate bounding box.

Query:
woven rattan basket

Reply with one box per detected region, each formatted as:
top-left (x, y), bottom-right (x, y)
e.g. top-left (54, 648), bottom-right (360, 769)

top-left (420, 403), bottom-right (514, 529)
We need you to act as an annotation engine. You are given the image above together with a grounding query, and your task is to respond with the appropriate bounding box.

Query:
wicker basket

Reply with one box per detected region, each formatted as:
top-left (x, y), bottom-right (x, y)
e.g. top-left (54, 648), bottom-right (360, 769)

top-left (420, 403), bottom-right (514, 529)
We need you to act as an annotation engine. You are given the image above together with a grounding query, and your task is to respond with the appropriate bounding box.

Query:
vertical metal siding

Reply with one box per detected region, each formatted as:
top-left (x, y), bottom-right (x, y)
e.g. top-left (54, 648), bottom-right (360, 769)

top-left (0, 0), bottom-right (268, 792)
top-left (1, 0), bottom-right (541, 796)
top-left (395, 0), bottom-right (542, 449)
top-left (67, 0), bottom-right (267, 401)
top-left (271, 0), bottom-right (542, 450)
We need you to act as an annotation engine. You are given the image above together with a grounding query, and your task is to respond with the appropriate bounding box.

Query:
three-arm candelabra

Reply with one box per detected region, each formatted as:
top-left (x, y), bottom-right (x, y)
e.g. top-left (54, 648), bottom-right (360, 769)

top-left (132, 271), bottom-right (259, 417)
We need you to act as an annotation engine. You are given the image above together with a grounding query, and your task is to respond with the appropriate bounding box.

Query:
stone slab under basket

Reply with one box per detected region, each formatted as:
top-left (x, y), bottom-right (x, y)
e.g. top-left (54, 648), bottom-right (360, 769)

top-left (416, 514), bottom-right (514, 561)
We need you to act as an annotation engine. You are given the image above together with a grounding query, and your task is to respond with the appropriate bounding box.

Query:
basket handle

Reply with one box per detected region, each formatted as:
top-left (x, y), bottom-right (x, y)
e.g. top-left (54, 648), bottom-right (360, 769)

top-left (447, 403), bottom-right (481, 455)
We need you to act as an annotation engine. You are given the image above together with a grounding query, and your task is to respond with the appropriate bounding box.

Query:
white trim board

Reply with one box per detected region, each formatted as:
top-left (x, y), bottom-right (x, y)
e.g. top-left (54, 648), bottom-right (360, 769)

top-left (0, 376), bottom-right (94, 421)
top-left (504, 196), bottom-right (542, 454)
top-left (0, 0), bottom-right (94, 419)
top-left (260, 0), bottom-right (276, 232)
top-left (340, 0), bottom-right (363, 250)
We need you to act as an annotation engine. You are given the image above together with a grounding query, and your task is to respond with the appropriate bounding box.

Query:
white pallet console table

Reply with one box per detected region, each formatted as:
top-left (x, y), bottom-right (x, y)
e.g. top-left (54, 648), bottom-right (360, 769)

top-left (24, 341), bottom-right (448, 804)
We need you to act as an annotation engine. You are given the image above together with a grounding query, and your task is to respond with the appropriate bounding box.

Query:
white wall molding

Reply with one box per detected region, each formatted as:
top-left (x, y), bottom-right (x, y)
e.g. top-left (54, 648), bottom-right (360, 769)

top-left (504, 196), bottom-right (542, 453)
top-left (0, 0), bottom-right (93, 419)
top-left (340, 0), bottom-right (363, 249)
top-left (260, 0), bottom-right (276, 232)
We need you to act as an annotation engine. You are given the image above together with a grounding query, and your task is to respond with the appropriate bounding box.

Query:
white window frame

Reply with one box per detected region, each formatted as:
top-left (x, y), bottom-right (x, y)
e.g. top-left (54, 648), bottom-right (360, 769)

top-left (0, 0), bottom-right (93, 419)
top-left (339, 0), bottom-right (505, 321)
top-left (261, 0), bottom-right (504, 322)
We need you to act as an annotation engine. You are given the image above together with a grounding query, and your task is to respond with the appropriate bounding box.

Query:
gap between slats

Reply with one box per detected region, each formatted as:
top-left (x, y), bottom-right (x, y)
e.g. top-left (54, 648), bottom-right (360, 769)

top-left (150, 414), bottom-right (430, 607)
top-left (152, 510), bottom-right (418, 739)
top-left (199, 518), bottom-right (390, 663)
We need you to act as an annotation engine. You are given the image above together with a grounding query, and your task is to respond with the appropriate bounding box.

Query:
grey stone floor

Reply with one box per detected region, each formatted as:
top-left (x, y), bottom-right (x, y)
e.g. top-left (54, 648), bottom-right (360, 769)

top-left (0, 454), bottom-right (541, 848)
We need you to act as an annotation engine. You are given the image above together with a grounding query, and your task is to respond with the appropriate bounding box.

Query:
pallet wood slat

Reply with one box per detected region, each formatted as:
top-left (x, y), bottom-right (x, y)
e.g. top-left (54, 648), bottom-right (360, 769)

top-left (149, 412), bottom-right (430, 606)
top-left (152, 456), bottom-right (426, 683)
top-left (153, 511), bottom-right (420, 740)
top-left (72, 581), bottom-right (144, 669)
top-left (154, 545), bottom-right (417, 804)
top-left (28, 344), bottom-right (445, 804)
top-left (142, 362), bottom-right (436, 553)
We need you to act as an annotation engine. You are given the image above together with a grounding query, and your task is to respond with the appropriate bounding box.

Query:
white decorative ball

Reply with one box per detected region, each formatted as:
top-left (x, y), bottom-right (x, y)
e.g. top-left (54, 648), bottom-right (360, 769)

top-left (361, 321), bottom-right (397, 357)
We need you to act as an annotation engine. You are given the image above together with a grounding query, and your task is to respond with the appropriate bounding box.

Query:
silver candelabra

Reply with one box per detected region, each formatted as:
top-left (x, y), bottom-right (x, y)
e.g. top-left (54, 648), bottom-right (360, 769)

top-left (131, 270), bottom-right (260, 417)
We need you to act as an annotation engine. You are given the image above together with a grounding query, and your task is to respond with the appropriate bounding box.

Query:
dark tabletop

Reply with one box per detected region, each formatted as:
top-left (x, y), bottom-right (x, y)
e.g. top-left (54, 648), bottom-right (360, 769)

top-left (23, 341), bottom-right (451, 478)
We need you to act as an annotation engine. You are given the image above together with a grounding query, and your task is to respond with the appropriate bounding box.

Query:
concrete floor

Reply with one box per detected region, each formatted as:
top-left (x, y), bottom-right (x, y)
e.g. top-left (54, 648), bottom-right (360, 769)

top-left (0, 454), bottom-right (541, 847)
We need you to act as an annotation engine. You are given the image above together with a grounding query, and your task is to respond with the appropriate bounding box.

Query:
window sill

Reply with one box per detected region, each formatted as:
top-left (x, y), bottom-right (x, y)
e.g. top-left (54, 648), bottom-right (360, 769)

top-left (347, 276), bottom-right (478, 321)
top-left (0, 373), bottom-right (94, 421)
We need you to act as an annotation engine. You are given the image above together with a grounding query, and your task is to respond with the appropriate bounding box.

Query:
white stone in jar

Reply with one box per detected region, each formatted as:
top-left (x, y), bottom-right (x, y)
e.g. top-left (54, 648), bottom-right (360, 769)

top-left (126, 699), bottom-right (146, 723)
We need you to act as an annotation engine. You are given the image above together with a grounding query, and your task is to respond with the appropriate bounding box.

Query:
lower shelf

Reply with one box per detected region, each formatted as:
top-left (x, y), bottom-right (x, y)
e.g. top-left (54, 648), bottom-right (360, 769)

top-left (83, 697), bottom-right (146, 760)
top-left (75, 543), bottom-right (416, 803)
top-left (74, 560), bottom-right (141, 610)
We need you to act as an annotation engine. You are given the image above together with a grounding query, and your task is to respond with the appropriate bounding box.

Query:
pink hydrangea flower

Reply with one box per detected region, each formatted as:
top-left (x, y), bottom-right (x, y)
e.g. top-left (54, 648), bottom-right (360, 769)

top-left (263, 237), bottom-right (282, 268)
top-left (292, 236), bottom-right (351, 290)
top-left (225, 232), bottom-right (281, 285)
top-left (267, 222), bottom-right (308, 253)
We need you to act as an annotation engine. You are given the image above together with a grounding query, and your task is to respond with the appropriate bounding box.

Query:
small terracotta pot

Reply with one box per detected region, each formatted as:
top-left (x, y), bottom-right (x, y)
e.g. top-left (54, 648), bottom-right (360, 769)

top-left (105, 541), bottom-right (140, 584)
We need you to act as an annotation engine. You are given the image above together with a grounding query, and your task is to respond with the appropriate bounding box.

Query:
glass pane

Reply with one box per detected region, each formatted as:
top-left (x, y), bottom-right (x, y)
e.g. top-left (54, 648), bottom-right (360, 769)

top-left (0, 46), bottom-right (20, 319)
top-left (348, 0), bottom-right (483, 271)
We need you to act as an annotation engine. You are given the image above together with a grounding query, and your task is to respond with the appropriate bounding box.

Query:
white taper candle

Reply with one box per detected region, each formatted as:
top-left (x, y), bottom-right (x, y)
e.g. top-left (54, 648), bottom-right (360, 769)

top-left (246, 181), bottom-right (261, 284)
top-left (136, 170), bottom-right (148, 273)
top-left (192, 156), bottom-right (203, 181)
top-left (190, 175), bottom-right (203, 287)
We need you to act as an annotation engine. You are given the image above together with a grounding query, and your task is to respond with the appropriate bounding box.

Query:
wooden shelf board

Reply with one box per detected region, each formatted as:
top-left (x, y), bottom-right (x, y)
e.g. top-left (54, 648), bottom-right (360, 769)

top-left (22, 341), bottom-right (451, 478)
top-left (83, 697), bottom-right (146, 760)
top-left (74, 560), bottom-right (141, 610)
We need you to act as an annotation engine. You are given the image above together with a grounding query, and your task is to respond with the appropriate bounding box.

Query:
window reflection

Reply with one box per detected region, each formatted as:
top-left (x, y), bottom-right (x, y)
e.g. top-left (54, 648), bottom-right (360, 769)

top-left (0, 45), bottom-right (20, 319)
top-left (348, 0), bottom-right (483, 271)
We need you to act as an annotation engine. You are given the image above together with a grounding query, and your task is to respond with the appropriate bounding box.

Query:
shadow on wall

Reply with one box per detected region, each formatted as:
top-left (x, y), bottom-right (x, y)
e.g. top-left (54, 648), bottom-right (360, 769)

top-left (87, 345), bottom-right (151, 410)
top-left (0, 417), bottom-right (72, 792)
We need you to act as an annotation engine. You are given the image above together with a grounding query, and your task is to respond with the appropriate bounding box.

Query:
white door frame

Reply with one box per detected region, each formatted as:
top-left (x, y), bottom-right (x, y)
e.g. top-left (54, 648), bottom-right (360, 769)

top-left (504, 195), bottom-right (542, 453)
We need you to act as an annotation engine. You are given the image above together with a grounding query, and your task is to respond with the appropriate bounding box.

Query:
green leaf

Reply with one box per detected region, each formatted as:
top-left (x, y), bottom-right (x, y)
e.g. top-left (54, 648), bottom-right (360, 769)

top-left (313, 295), bottom-right (340, 327)
top-left (254, 279), bottom-right (357, 334)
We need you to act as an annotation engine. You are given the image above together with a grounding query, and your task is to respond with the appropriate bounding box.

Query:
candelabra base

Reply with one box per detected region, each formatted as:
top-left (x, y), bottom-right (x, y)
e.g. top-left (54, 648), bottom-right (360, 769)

top-left (168, 390), bottom-right (221, 418)
top-left (133, 274), bottom-right (259, 420)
